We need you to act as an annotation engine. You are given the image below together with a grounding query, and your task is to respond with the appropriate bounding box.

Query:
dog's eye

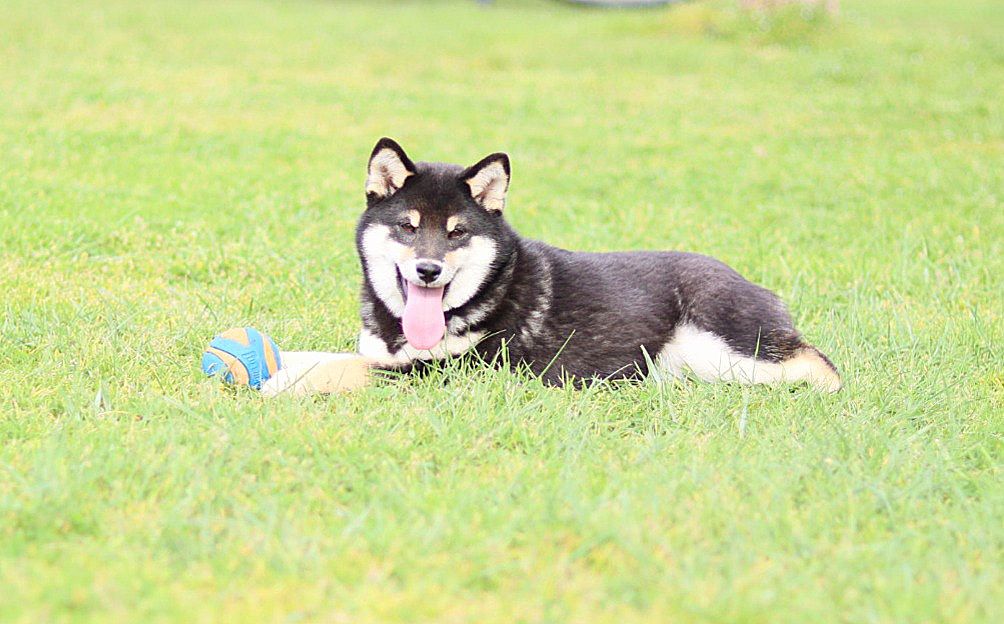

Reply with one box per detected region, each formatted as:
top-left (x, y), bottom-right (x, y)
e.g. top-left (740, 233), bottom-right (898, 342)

top-left (398, 222), bottom-right (417, 234)
top-left (448, 227), bottom-right (466, 240)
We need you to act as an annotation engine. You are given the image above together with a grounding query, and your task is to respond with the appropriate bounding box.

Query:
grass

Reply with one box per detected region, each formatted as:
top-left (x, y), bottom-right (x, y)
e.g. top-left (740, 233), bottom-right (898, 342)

top-left (0, 0), bottom-right (1001, 621)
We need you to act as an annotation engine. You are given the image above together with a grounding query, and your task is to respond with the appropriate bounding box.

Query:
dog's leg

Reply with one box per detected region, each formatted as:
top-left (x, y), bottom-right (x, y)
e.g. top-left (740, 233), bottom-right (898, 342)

top-left (260, 352), bottom-right (372, 397)
top-left (656, 325), bottom-right (842, 392)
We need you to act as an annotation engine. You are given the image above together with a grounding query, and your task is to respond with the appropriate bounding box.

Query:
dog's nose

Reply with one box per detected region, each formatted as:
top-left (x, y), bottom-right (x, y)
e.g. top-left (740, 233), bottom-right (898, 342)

top-left (415, 261), bottom-right (442, 284)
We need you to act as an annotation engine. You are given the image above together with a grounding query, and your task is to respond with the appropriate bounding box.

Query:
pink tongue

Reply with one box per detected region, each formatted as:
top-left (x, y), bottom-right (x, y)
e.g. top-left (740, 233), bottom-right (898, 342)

top-left (402, 283), bottom-right (446, 350)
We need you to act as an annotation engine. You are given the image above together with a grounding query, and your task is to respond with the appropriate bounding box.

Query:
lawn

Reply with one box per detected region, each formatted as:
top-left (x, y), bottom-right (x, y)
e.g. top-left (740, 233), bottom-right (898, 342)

top-left (1, 0), bottom-right (1001, 621)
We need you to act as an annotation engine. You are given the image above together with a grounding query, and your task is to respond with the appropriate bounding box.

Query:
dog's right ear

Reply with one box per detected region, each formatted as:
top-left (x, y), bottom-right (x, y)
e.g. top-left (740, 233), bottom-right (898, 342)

top-left (461, 152), bottom-right (510, 213)
top-left (366, 138), bottom-right (416, 199)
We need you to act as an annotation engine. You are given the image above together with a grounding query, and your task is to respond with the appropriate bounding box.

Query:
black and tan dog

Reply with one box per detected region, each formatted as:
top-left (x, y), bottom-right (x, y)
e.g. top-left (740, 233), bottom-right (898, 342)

top-left (265, 138), bottom-right (840, 396)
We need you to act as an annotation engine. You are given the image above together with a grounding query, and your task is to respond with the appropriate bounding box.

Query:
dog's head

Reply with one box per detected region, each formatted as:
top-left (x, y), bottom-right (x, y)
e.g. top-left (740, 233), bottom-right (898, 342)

top-left (356, 138), bottom-right (512, 349)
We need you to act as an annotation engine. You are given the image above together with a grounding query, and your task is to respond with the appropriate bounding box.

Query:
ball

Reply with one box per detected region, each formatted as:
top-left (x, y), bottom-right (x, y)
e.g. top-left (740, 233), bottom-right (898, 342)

top-left (201, 327), bottom-right (282, 390)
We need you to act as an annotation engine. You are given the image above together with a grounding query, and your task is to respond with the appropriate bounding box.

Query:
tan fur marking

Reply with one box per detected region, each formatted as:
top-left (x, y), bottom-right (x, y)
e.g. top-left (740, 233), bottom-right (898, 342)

top-left (397, 246), bottom-right (416, 262)
top-left (407, 210), bottom-right (421, 228)
top-left (781, 349), bottom-right (842, 393)
top-left (446, 215), bottom-right (459, 232)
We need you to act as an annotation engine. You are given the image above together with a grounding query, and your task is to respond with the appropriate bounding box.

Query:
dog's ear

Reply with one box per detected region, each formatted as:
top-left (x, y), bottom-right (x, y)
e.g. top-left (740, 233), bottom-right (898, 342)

top-left (461, 153), bottom-right (510, 213)
top-left (366, 137), bottom-right (416, 199)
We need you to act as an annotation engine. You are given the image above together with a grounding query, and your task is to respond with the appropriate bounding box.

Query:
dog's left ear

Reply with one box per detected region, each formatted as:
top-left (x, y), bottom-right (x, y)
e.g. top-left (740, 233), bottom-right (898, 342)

top-left (461, 153), bottom-right (510, 213)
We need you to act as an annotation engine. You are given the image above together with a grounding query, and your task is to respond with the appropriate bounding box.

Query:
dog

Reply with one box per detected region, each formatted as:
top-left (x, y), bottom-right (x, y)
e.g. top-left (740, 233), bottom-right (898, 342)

top-left (264, 138), bottom-right (841, 396)
top-left (337, 137), bottom-right (842, 393)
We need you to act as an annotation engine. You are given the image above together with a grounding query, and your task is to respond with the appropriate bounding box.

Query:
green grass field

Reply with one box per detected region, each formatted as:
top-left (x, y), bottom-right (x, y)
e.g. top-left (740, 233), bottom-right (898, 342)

top-left (1, 0), bottom-right (1002, 621)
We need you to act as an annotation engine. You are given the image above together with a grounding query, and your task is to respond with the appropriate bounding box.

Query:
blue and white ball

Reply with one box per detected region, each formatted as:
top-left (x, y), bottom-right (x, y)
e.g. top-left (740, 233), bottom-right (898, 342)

top-left (201, 327), bottom-right (282, 390)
